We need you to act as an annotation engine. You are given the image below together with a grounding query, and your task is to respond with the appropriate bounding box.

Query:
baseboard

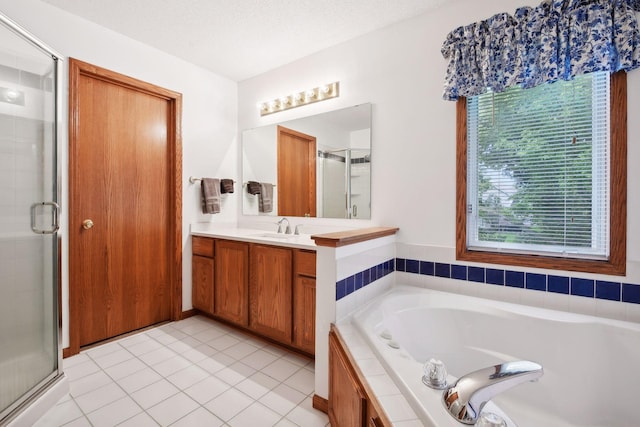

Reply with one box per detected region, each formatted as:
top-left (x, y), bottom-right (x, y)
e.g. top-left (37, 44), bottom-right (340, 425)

top-left (312, 394), bottom-right (328, 414)
top-left (181, 309), bottom-right (197, 319)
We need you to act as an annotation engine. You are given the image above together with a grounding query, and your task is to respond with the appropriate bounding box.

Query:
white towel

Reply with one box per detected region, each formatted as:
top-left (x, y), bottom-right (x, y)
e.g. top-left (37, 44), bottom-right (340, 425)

top-left (258, 182), bottom-right (273, 213)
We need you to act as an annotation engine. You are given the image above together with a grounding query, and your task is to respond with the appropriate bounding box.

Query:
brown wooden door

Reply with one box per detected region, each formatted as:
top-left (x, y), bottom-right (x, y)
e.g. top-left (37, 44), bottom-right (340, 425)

top-left (249, 244), bottom-right (293, 343)
top-left (277, 126), bottom-right (316, 217)
top-left (214, 239), bottom-right (249, 326)
top-left (69, 59), bottom-right (182, 352)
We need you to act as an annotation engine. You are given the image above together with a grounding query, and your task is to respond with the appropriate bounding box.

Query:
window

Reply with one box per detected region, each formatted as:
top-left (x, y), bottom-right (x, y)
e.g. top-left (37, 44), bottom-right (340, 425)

top-left (457, 71), bottom-right (626, 275)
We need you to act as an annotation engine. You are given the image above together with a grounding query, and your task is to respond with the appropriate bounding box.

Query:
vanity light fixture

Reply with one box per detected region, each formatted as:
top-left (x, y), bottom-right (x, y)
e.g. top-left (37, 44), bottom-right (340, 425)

top-left (258, 81), bottom-right (339, 116)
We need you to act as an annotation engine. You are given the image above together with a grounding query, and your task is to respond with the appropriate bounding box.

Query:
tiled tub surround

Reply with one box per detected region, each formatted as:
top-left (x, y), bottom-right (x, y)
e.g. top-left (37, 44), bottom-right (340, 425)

top-left (348, 286), bottom-right (640, 427)
top-left (392, 257), bottom-right (640, 323)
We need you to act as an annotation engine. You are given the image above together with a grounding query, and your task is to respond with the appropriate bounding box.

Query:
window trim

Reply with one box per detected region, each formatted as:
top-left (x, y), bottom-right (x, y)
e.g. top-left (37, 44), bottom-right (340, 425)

top-left (456, 71), bottom-right (627, 276)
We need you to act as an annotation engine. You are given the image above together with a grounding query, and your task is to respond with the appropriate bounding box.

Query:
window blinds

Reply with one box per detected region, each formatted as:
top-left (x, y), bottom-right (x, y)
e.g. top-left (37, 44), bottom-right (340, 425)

top-left (466, 71), bottom-right (610, 259)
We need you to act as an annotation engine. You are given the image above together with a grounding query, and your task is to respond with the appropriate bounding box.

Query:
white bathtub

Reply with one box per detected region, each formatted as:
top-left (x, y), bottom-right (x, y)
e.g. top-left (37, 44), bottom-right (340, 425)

top-left (351, 285), bottom-right (640, 427)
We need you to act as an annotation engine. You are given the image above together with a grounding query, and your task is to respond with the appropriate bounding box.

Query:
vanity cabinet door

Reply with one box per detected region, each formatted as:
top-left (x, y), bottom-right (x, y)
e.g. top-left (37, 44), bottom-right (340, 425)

top-left (192, 255), bottom-right (214, 315)
top-left (214, 239), bottom-right (249, 326)
top-left (329, 329), bottom-right (366, 427)
top-left (249, 244), bottom-right (293, 343)
top-left (293, 250), bottom-right (316, 354)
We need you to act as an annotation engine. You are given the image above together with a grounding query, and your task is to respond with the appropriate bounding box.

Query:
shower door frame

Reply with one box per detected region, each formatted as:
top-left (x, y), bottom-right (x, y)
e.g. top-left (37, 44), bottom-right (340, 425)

top-left (0, 13), bottom-right (64, 425)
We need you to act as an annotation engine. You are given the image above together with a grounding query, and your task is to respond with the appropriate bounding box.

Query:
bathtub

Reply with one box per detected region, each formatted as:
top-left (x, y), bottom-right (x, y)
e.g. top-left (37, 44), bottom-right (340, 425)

top-left (351, 285), bottom-right (640, 427)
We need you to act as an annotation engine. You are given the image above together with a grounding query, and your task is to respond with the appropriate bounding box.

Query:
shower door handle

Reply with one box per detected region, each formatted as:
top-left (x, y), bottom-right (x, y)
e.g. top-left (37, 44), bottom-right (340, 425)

top-left (30, 201), bottom-right (60, 234)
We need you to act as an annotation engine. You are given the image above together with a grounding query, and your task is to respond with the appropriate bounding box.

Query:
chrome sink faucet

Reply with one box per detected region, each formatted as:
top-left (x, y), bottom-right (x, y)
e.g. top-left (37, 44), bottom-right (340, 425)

top-left (277, 217), bottom-right (291, 234)
top-left (442, 360), bottom-right (543, 425)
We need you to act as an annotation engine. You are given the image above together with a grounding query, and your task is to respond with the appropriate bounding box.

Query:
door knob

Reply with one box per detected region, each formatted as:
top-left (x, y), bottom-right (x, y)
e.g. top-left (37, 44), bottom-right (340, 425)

top-left (82, 219), bottom-right (94, 230)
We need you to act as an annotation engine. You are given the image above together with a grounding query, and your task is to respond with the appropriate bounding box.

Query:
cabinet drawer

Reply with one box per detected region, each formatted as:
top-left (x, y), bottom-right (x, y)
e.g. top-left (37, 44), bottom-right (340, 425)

top-left (192, 236), bottom-right (214, 257)
top-left (295, 250), bottom-right (316, 277)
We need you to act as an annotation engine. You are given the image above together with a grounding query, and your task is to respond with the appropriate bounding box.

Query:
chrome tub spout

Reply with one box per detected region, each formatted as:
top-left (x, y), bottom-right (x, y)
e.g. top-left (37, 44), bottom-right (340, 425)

top-left (443, 360), bottom-right (543, 424)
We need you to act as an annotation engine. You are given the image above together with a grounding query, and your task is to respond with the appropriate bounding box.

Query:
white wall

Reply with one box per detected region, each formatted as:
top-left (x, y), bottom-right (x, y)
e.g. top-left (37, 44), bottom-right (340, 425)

top-left (0, 0), bottom-right (238, 348)
top-left (238, 0), bottom-right (640, 313)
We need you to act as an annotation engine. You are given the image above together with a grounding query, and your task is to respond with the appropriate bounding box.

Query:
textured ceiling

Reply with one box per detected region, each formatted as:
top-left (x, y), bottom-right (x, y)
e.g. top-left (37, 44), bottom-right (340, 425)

top-left (42, 0), bottom-right (451, 81)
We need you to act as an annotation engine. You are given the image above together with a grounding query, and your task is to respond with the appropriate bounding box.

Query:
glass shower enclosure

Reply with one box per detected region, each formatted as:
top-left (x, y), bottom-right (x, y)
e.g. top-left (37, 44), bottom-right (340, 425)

top-left (0, 13), bottom-right (63, 425)
top-left (322, 148), bottom-right (371, 219)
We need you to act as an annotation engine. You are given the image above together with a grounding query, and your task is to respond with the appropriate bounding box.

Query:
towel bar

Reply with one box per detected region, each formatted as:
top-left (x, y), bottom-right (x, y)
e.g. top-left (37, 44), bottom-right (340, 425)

top-left (243, 182), bottom-right (276, 187)
top-left (189, 176), bottom-right (236, 184)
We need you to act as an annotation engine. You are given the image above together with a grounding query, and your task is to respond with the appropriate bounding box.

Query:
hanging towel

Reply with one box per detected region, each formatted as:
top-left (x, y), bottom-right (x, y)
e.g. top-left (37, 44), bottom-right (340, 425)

top-left (201, 178), bottom-right (221, 214)
top-left (258, 183), bottom-right (273, 213)
top-left (220, 179), bottom-right (234, 194)
top-left (247, 181), bottom-right (262, 195)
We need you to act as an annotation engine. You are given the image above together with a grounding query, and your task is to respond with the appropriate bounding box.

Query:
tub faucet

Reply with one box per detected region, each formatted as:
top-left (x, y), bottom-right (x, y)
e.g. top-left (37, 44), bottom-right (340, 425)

top-left (277, 217), bottom-right (291, 234)
top-left (442, 360), bottom-right (543, 425)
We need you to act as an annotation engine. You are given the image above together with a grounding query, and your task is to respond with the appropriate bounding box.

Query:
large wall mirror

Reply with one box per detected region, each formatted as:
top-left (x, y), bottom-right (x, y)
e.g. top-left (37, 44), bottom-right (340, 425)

top-left (242, 103), bottom-right (371, 219)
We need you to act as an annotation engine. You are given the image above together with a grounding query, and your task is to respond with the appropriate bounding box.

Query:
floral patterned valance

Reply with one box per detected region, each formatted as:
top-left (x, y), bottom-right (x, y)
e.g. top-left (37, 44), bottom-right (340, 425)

top-left (441, 0), bottom-right (640, 101)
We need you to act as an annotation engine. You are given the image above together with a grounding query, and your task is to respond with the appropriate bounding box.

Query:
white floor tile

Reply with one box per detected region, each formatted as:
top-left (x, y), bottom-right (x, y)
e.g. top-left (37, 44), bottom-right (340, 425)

top-left (86, 396), bottom-right (142, 427)
top-left (197, 351), bottom-right (235, 374)
top-left (166, 364), bottom-right (210, 390)
top-left (125, 337), bottom-right (164, 356)
top-left (92, 347), bottom-right (134, 369)
top-left (283, 368), bottom-right (315, 395)
top-left (138, 346), bottom-right (178, 366)
top-left (32, 398), bottom-right (83, 427)
top-left (235, 372), bottom-right (279, 400)
top-left (104, 357), bottom-right (147, 380)
top-left (240, 348), bottom-right (279, 370)
top-left (184, 375), bottom-right (231, 404)
top-left (152, 355), bottom-right (192, 377)
top-left (117, 332), bottom-right (151, 348)
top-left (117, 367), bottom-right (163, 394)
top-left (85, 341), bottom-right (122, 360)
top-left (181, 343), bottom-right (218, 363)
top-left (228, 402), bottom-right (281, 427)
top-left (191, 326), bottom-right (226, 343)
top-left (215, 361), bottom-right (256, 386)
top-left (285, 396), bottom-right (329, 427)
top-left (169, 407), bottom-right (224, 427)
top-left (68, 370), bottom-right (113, 398)
top-left (223, 341), bottom-right (259, 360)
top-left (36, 316), bottom-right (325, 427)
top-left (261, 358), bottom-right (302, 382)
top-left (258, 383), bottom-right (306, 416)
top-left (130, 378), bottom-right (179, 409)
top-left (115, 411), bottom-right (158, 427)
top-left (64, 359), bottom-right (101, 381)
top-left (204, 388), bottom-right (254, 421)
top-left (74, 382), bottom-right (127, 414)
top-left (208, 334), bottom-right (241, 351)
top-left (62, 353), bottom-right (90, 369)
top-left (147, 392), bottom-right (199, 426)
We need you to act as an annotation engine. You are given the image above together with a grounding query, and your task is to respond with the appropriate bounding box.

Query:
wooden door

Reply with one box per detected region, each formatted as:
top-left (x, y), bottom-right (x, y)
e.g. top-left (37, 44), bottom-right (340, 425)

top-left (277, 126), bottom-right (316, 217)
top-left (68, 59), bottom-right (182, 352)
top-left (214, 240), bottom-right (249, 326)
top-left (249, 244), bottom-right (293, 343)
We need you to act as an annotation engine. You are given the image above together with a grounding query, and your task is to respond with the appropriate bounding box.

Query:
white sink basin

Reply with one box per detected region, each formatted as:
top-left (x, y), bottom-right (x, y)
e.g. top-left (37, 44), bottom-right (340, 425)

top-left (255, 232), bottom-right (298, 239)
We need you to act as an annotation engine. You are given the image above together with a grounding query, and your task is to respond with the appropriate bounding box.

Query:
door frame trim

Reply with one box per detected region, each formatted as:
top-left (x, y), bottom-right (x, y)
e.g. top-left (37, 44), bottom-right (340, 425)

top-left (68, 58), bottom-right (183, 356)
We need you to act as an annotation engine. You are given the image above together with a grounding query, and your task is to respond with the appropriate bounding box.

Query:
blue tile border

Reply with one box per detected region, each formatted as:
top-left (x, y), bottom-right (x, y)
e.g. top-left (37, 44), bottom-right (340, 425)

top-left (336, 258), bottom-right (395, 301)
top-left (336, 257), bottom-right (640, 305)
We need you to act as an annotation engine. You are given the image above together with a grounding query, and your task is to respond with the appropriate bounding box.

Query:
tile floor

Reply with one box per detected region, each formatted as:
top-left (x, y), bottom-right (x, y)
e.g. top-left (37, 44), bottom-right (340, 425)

top-left (35, 316), bottom-right (330, 427)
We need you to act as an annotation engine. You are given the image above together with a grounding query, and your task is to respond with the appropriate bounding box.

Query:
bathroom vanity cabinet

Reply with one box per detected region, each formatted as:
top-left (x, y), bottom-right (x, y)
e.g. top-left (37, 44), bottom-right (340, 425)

top-left (329, 326), bottom-right (389, 427)
top-left (191, 236), bottom-right (316, 355)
